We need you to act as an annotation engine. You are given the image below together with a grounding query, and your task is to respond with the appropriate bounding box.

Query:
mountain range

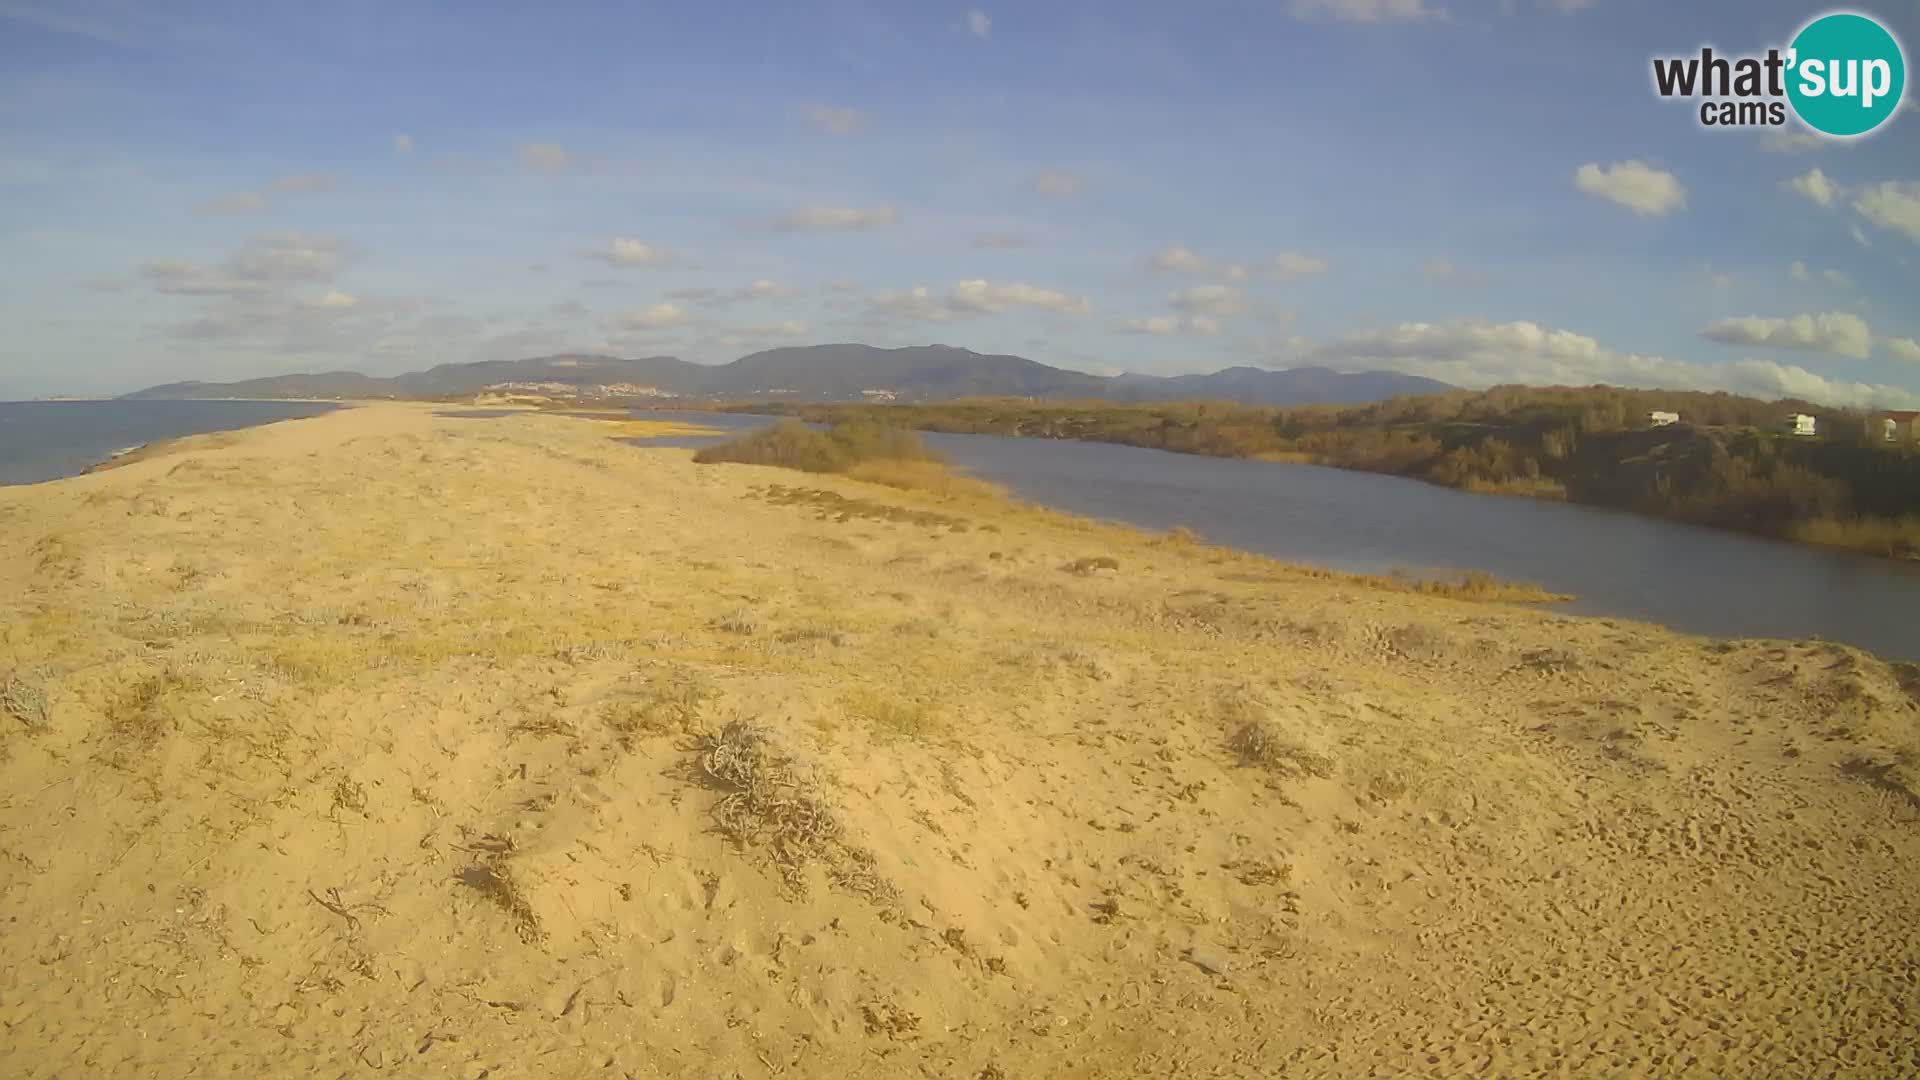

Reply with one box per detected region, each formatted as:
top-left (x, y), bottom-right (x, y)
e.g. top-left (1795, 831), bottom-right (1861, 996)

top-left (125, 344), bottom-right (1453, 406)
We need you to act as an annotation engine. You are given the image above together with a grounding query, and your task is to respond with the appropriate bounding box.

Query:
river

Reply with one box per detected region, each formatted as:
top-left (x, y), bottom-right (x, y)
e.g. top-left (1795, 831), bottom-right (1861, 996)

top-left (623, 409), bottom-right (1920, 660)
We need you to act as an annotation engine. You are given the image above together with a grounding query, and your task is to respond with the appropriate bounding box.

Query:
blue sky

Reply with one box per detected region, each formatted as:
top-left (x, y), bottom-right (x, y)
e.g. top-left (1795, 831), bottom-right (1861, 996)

top-left (1, 0), bottom-right (1917, 403)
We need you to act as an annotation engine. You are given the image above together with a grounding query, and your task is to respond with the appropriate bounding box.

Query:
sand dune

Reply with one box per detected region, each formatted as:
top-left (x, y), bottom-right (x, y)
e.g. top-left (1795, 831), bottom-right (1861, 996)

top-left (1, 402), bottom-right (1916, 1079)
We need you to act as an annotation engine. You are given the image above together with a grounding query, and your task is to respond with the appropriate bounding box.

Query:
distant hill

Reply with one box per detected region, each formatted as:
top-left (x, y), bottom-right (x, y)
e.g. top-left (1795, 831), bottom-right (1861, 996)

top-left (124, 344), bottom-right (1453, 406)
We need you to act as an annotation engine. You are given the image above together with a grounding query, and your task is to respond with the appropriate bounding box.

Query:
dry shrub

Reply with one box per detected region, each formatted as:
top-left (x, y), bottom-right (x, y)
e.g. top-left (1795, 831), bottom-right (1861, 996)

top-left (694, 420), bottom-right (937, 474)
top-left (1061, 555), bottom-right (1120, 575)
top-left (695, 719), bottom-right (892, 900)
top-left (1839, 750), bottom-right (1920, 811)
top-left (2, 675), bottom-right (49, 732)
top-left (1222, 691), bottom-right (1334, 778)
top-left (456, 858), bottom-right (543, 944)
top-left (712, 607), bottom-right (761, 635)
top-left (1228, 720), bottom-right (1336, 778)
top-left (1384, 623), bottom-right (1451, 661)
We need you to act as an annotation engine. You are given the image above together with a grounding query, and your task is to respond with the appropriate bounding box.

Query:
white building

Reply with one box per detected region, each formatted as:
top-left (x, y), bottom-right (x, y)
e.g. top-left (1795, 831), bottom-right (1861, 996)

top-left (1785, 413), bottom-right (1818, 437)
top-left (1648, 410), bottom-right (1680, 427)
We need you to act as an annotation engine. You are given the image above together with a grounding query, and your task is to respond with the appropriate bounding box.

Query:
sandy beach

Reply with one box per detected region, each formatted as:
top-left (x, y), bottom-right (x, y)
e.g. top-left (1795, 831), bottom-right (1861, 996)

top-left (1, 401), bottom-right (1916, 1079)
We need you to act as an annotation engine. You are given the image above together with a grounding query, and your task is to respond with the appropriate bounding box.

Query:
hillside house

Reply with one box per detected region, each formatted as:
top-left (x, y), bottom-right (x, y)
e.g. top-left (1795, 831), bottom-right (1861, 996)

top-left (1647, 410), bottom-right (1680, 427)
top-left (1785, 413), bottom-right (1818, 437)
top-left (1868, 410), bottom-right (1920, 444)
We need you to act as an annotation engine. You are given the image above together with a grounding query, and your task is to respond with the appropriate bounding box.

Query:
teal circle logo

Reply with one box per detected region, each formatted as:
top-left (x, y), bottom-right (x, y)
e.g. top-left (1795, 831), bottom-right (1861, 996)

top-left (1786, 12), bottom-right (1907, 137)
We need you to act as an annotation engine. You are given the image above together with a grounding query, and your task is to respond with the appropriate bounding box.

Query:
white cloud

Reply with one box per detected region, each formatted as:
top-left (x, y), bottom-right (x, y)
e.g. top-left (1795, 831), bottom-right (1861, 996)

top-left (972, 230), bottom-right (1025, 250)
top-left (1883, 337), bottom-right (1920, 363)
top-left (1853, 181), bottom-right (1920, 243)
top-left (314, 290), bottom-right (357, 309)
top-left (1271, 252), bottom-right (1331, 282)
top-left (140, 258), bottom-right (262, 296)
top-left (1701, 311), bottom-right (1873, 358)
top-left (226, 233), bottom-right (350, 283)
top-left (868, 279), bottom-right (1091, 322)
top-left (739, 278), bottom-right (796, 301)
top-left (391, 133), bottom-right (414, 154)
top-left (597, 238), bottom-right (682, 267)
top-left (1027, 170), bottom-right (1084, 196)
top-left (966, 8), bottom-right (991, 36)
top-left (1169, 284), bottom-right (1244, 317)
top-left (518, 142), bottom-right (571, 174)
top-left (1285, 0), bottom-right (1442, 21)
top-left (1119, 314), bottom-right (1219, 337)
top-left (1851, 224), bottom-right (1873, 248)
top-left (679, 279), bottom-right (800, 307)
top-left (775, 205), bottom-right (901, 230)
top-left (270, 172), bottom-right (336, 194)
top-left (952, 279), bottom-right (1090, 315)
top-left (1759, 129), bottom-right (1828, 155)
top-left (805, 105), bottom-right (865, 134)
top-left (1147, 246), bottom-right (1210, 273)
top-left (140, 232), bottom-right (349, 297)
top-left (717, 320), bottom-right (811, 347)
top-left (1302, 318), bottom-right (1919, 409)
top-left (1422, 256), bottom-right (1461, 282)
top-left (1784, 167), bottom-right (1838, 208)
top-left (1222, 263), bottom-right (1249, 282)
top-left (1574, 160), bottom-right (1686, 217)
top-left (209, 191), bottom-right (265, 213)
top-left (1788, 261), bottom-right (1849, 287)
top-left (611, 303), bottom-right (687, 330)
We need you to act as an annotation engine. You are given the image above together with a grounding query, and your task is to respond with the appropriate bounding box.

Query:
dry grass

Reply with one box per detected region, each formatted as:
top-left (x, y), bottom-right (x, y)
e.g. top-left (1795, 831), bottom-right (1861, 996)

top-left (1461, 476), bottom-right (1571, 499)
top-left (99, 673), bottom-right (179, 764)
top-left (694, 719), bottom-right (892, 900)
top-left (753, 484), bottom-right (967, 530)
top-left (1792, 515), bottom-right (1920, 560)
top-left (843, 688), bottom-right (940, 742)
top-left (1062, 555), bottom-right (1120, 575)
top-left (602, 670), bottom-right (717, 747)
top-left (844, 459), bottom-right (1005, 501)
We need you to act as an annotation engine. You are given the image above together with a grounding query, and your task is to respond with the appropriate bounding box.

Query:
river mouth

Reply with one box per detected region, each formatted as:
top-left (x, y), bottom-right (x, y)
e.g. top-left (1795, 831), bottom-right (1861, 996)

top-left (616, 409), bottom-right (1920, 660)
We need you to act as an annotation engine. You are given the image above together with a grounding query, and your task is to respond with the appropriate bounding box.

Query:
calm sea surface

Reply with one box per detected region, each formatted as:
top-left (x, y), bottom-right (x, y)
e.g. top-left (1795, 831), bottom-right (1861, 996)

top-left (0, 400), bottom-right (340, 486)
top-left (615, 410), bottom-right (1920, 660)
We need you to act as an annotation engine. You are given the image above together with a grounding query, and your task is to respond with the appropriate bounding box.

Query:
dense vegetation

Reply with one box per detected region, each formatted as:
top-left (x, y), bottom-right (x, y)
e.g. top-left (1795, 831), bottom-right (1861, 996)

top-left (692, 419), bottom-right (1003, 500)
top-left (691, 419), bottom-right (937, 473)
top-left (718, 387), bottom-right (1920, 559)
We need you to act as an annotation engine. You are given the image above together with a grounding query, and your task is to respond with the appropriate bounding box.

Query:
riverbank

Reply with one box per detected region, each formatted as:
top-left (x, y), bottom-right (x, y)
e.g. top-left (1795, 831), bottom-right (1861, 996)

top-left (2, 402), bottom-right (1916, 1079)
top-left (727, 397), bottom-right (1920, 562)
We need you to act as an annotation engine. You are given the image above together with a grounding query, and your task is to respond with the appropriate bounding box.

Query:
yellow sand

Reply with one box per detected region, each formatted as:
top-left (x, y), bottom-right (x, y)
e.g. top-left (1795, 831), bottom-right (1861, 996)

top-left (1, 402), bottom-right (1916, 1079)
